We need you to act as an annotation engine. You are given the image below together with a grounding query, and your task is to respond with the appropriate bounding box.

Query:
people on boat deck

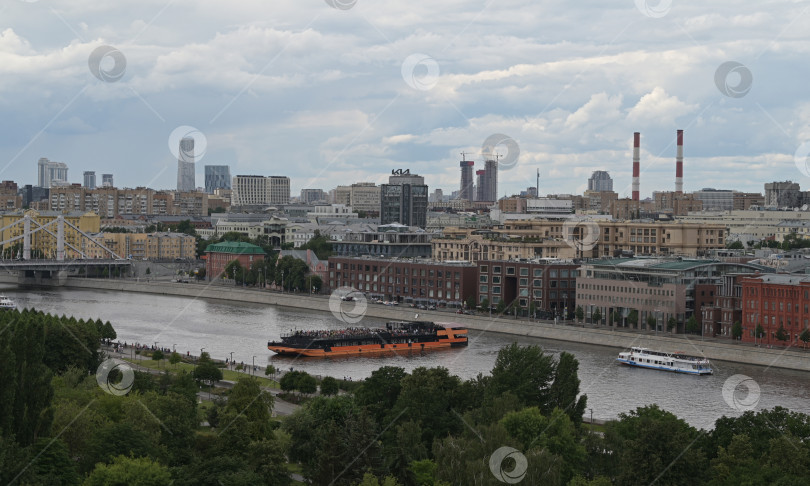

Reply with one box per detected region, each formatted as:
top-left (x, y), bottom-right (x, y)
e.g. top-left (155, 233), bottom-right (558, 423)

top-left (289, 325), bottom-right (433, 340)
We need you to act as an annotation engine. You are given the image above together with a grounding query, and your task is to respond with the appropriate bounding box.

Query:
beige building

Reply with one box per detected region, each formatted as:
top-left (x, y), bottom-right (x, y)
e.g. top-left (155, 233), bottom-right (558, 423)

top-left (433, 219), bottom-right (726, 261)
top-left (231, 175), bottom-right (290, 207)
top-left (678, 209), bottom-right (810, 242)
top-left (50, 187), bottom-right (209, 217)
top-left (333, 182), bottom-right (380, 214)
top-left (84, 232), bottom-right (196, 260)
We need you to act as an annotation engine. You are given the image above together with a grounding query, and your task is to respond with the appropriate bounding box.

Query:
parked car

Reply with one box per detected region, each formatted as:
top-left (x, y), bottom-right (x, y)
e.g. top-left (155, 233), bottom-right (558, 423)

top-left (427, 305), bottom-right (436, 310)
top-left (341, 296), bottom-right (355, 302)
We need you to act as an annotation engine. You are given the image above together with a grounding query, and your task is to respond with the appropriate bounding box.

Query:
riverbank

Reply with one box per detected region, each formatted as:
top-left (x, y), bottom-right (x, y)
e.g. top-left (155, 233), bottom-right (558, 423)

top-left (4, 274), bottom-right (810, 372)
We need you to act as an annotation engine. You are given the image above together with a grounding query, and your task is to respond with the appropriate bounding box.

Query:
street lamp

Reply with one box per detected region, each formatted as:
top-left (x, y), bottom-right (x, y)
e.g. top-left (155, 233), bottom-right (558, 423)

top-left (281, 271), bottom-right (285, 293)
top-left (252, 356), bottom-right (256, 376)
top-left (172, 343), bottom-right (177, 352)
top-left (229, 351), bottom-right (234, 370)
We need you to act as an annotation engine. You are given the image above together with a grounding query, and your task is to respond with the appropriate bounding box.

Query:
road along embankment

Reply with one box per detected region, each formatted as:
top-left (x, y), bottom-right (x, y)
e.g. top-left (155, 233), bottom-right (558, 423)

top-left (4, 275), bottom-right (810, 372)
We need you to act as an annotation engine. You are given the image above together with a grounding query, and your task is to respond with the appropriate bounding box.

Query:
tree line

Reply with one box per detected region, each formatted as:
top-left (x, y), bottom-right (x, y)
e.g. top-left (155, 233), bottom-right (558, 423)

top-left (2, 308), bottom-right (810, 485)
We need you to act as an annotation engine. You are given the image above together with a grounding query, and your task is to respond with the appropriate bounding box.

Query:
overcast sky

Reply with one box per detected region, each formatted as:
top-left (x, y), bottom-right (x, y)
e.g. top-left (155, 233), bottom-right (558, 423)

top-left (2, 0), bottom-right (810, 199)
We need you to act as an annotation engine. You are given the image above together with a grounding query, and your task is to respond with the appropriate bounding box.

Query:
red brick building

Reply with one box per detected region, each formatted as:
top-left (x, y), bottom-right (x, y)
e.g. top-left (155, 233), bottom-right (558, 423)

top-left (327, 256), bottom-right (477, 307)
top-left (477, 260), bottom-right (580, 318)
top-left (741, 274), bottom-right (810, 345)
top-left (205, 241), bottom-right (265, 280)
top-left (701, 275), bottom-right (744, 338)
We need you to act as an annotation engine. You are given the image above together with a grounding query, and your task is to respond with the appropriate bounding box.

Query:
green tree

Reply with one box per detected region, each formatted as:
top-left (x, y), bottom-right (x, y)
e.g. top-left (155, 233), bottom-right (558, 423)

top-left (549, 351), bottom-right (587, 426)
top-left (320, 376), bottom-right (339, 396)
top-left (151, 349), bottom-right (164, 368)
top-left (646, 314), bottom-right (657, 331)
top-left (488, 343), bottom-right (556, 411)
top-left (800, 328), bottom-right (810, 348)
top-left (667, 316), bottom-right (677, 332)
top-left (355, 366), bottom-right (407, 424)
top-left (194, 353), bottom-right (223, 388)
top-left (101, 321), bottom-right (117, 341)
top-left (299, 230), bottom-right (333, 260)
top-left (575, 305), bottom-right (584, 322)
top-left (686, 315), bottom-right (700, 334)
top-left (297, 372), bottom-right (317, 395)
top-left (611, 310), bottom-right (622, 328)
top-left (726, 240), bottom-right (744, 249)
top-left (225, 377), bottom-right (274, 439)
top-left (591, 308), bottom-right (601, 325)
top-left (495, 299), bottom-right (506, 315)
top-left (627, 310), bottom-right (638, 328)
top-left (775, 325), bottom-right (788, 342)
top-left (83, 455), bottom-right (172, 486)
top-left (604, 404), bottom-right (707, 485)
top-left (464, 295), bottom-right (476, 311)
top-left (169, 351), bottom-right (181, 368)
top-left (478, 297), bottom-right (490, 313)
top-left (755, 324), bottom-right (765, 341)
top-left (224, 259), bottom-right (243, 280)
top-left (732, 321), bottom-right (743, 341)
top-left (145, 267), bottom-right (151, 275)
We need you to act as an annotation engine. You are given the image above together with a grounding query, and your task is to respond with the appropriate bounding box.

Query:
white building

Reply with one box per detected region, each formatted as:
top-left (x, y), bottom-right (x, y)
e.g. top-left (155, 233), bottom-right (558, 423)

top-left (231, 175), bottom-right (290, 207)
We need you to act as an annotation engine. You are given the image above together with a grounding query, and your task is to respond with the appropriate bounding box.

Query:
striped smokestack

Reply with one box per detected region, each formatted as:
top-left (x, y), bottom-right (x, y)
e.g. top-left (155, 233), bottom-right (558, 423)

top-left (675, 129), bottom-right (684, 193)
top-left (632, 132), bottom-right (640, 201)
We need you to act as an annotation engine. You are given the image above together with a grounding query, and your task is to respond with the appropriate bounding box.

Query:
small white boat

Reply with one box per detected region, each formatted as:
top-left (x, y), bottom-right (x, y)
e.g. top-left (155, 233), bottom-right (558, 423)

top-left (617, 346), bottom-right (713, 375)
top-left (0, 295), bottom-right (16, 311)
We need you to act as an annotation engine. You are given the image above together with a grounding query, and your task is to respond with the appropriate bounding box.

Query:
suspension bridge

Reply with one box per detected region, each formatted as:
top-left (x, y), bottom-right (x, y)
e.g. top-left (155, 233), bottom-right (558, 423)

top-left (0, 214), bottom-right (131, 286)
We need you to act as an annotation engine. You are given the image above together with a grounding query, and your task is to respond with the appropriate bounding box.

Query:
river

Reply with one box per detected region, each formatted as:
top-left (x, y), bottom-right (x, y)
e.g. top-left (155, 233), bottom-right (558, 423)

top-left (6, 286), bottom-right (810, 430)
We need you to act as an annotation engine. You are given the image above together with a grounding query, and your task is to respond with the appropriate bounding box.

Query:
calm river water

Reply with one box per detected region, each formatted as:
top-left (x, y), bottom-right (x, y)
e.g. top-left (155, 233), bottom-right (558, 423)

top-left (6, 286), bottom-right (810, 429)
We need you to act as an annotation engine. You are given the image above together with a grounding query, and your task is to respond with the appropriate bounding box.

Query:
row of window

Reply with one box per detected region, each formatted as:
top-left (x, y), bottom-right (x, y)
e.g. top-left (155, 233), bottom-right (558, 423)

top-left (479, 265), bottom-right (575, 278)
top-left (578, 283), bottom-right (674, 297)
top-left (333, 262), bottom-right (461, 279)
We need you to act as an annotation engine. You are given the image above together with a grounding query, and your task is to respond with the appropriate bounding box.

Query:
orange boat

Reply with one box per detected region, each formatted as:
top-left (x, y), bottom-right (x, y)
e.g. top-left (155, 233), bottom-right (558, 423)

top-left (267, 321), bottom-right (468, 357)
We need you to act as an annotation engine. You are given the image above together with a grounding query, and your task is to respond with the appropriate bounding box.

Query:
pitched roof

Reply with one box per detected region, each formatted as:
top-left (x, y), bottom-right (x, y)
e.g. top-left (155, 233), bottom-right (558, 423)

top-left (205, 241), bottom-right (265, 255)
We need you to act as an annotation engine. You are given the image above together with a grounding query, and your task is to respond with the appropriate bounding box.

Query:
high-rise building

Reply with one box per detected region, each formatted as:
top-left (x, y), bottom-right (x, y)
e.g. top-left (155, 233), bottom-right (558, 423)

top-left (37, 158), bottom-right (69, 188)
top-left (102, 174), bottom-right (114, 188)
top-left (459, 160), bottom-right (474, 201)
top-left (176, 137), bottom-right (196, 192)
top-left (475, 170), bottom-right (486, 202)
top-left (231, 175), bottom-right (290, 207)
top-left (204, 165), bottom-right (231, 194)
top-left (693, 188), bottom-right (735, 211)
top-left (587, 170), bottom-right (613, 192)
top-left (300, 189), bottom-right (326, 204)
top-left (380, 170), bottom-right (428, 228)
top-left (333, 183), bottom-right (380, 213)
top-left (765, 181), bottom-right (801, 208)
top-left (83, 171), bottom-right (96, 189)
top-left (476, 159), bottom-right (498, 202)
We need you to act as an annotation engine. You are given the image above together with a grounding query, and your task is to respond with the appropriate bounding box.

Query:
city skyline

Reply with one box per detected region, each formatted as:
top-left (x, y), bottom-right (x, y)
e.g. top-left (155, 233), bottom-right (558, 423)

top-left (3, 3), bottom-right (810, 197)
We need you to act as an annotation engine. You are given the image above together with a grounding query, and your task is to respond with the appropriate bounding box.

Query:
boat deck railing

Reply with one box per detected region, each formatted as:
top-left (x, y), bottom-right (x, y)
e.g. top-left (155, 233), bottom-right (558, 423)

top-left (276, 328), bottom-right (438, 343)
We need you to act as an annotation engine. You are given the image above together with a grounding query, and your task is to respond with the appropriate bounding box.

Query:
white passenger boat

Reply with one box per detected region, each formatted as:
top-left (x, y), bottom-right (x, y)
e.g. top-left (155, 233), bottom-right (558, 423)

top-left (0, 295), bottom-right (16, 311)
top-left (617, 346), bottom-right (713, 375)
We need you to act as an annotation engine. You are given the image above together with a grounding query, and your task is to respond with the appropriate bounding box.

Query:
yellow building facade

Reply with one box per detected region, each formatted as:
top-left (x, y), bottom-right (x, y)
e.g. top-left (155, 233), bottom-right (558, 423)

top-left (0, 210), bottom-right (101, 258)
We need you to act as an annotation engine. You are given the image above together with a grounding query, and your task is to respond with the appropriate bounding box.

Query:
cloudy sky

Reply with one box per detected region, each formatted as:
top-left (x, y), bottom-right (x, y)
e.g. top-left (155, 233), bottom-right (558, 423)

top-left (2, 0), bottom-right (810, 199)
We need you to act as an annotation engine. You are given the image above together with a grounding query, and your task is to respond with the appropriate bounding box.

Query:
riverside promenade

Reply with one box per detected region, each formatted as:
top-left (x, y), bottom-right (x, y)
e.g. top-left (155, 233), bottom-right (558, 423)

top-left (7, 274), bottom-right (810, 372)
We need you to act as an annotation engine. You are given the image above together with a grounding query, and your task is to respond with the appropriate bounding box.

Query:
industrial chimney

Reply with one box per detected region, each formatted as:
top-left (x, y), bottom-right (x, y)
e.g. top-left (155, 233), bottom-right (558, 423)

top-left (632, 132), bottom-right (640, 201)
top-left (675, 129), bottom-right (684, 194)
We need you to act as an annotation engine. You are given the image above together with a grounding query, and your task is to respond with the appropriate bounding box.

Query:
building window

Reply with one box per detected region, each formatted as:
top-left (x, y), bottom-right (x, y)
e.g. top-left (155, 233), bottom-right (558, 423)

top-left (493, 266), bottom-right (502, 274)
top-left (507, 267), bottom-right (515, 275)
top-left (534, 269), bottom-right (543, 277)
top-left (533, 289), bottom-right (542, 298)
top-left (480, 285), bottom-right (488, 293)
top-left (493, 276), bottom-right (501, 284)
top-left (533, 279), bottom-right (542, 286)
top-left (480, 275), bottom-right (488, 283)
top-left (492, 286), bottom-right (501, 294)
top-left (520, 268), bottom-right (529, 276)
top-left (519, 278), bottom-right (528, 286)
top-left (480, 265), bottom-right (488, 273)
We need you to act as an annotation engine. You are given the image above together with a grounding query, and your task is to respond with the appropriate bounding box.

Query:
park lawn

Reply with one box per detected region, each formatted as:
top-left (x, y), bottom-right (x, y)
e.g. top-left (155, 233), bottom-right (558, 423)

top-left (123, 357), bottom-right (279, 388)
